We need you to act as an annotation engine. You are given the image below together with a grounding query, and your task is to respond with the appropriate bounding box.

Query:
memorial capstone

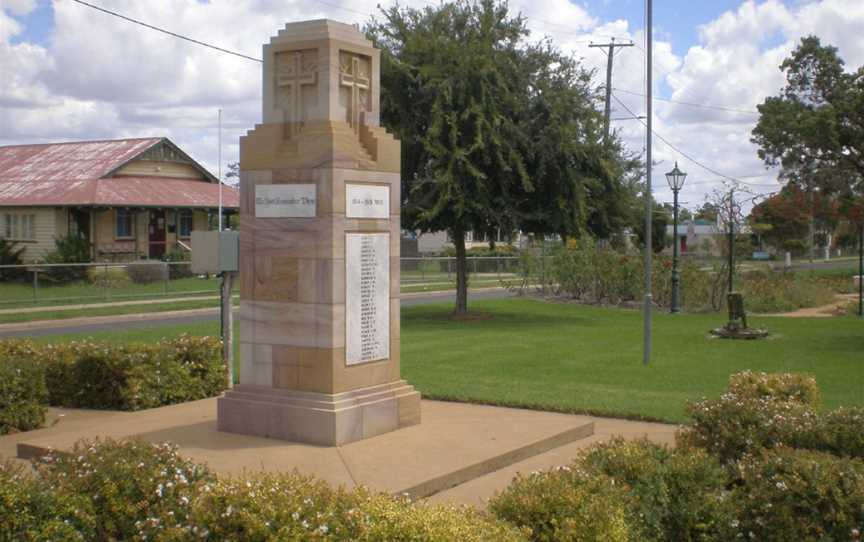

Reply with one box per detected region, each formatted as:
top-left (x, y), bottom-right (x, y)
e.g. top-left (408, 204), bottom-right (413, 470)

top-left (217, 20), bottom-right (421, 445)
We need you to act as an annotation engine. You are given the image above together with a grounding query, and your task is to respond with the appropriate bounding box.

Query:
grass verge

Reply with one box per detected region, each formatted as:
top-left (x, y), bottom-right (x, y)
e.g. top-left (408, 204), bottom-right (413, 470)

top-left (31, 297), bottom-right (864, 423)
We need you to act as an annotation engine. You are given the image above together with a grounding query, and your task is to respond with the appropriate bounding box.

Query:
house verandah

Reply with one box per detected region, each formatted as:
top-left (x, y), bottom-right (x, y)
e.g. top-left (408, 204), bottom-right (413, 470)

top-left (66, 205), bottom-right (231, 261)
top-left (0, 137), bottom-right (239, 263)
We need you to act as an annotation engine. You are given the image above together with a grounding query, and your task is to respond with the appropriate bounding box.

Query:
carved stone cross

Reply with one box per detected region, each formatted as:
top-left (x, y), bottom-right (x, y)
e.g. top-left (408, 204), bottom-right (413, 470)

top-left (340, 55), bottom-right (370, 131)
top-left (276, 51), bottom-right (316, 136)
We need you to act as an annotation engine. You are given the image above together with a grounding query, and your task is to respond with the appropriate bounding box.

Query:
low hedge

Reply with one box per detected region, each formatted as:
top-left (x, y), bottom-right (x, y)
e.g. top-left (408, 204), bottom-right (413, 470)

top-left (731, 447), bottom-right (864, 542)
top-left (490, 438), bottom-right (735, 542)
top-left (0, 356), bottom-right (47, 435)
top-left (0, 336), bottom-right (226, 432)
top-left (10, 438), bottom-right (527, 542)
top-left (678, 381), bottom-right (864, 464)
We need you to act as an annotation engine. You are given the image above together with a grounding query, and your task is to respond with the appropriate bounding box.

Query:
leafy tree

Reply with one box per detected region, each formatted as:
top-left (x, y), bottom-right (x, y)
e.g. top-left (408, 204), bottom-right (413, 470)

top-left (370, 0), bottom-right (633, 313)
top-left (749, 186), bottom-right (810, 251)
top-left (752, 35), bottom-right (864, 253)
top-left (632, 201), bottom-right (669, 254)
top-left (370, 0), bottom-right (539, 314)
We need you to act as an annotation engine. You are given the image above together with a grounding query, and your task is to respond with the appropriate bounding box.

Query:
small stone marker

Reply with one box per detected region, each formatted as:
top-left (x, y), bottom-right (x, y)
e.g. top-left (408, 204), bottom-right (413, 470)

top-left (218, 20), bottom-right (421, 446)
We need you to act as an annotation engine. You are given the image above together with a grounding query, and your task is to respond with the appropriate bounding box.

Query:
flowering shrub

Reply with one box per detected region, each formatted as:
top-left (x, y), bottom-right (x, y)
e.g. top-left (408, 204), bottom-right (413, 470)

top-left (492, 438), bottom-right (734, 542)
top-left (677, 392), bottom-right (818, 464)
top-left (10, 439), bottom-right (526, 542)
top-left (0, 335), bottom-right (226, 414)
top-left (180, 473), bottom-right (526, 541)
top-left (730, 447), bottom-right (864, 542)
top-left (726, 371), bottom-right (820, 406)
top-left (489, 465), bottom-right (635, 542)
top-left (578, 438), bottom-right (735, 542)
top-left (798, 406), bottom-right (864, 459)
top-left (35, 438), bottom-right (213, 541)
top-left (0, 356), bottom-right (48, 434)
top-left (679, 372), bottom-right (863, 463)
top-left (0, 459), bottom-right (96, 542)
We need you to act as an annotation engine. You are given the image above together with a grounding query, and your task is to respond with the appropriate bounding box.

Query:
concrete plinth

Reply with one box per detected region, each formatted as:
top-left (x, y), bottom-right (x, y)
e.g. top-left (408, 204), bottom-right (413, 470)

top-left (218, 382), bottom-right (420, 446)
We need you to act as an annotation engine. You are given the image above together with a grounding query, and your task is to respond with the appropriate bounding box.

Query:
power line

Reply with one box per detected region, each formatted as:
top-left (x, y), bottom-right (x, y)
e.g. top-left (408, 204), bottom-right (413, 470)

top-left (613, 87), bottom-right (760, 115)
top-left (69, 0), bottom-right (263, 63)
top-left (611, 92), bottom-right (775, 190)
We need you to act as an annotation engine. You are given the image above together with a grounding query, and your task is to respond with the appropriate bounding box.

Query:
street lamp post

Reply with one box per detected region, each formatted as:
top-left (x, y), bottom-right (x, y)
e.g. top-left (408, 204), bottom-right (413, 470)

top-left (666, 162), bottom-right (687, 313)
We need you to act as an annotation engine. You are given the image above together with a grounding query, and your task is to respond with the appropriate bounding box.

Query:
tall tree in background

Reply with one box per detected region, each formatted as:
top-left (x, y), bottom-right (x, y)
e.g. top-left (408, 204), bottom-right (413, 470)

top-left (369, 0), bottom-right (625, 314)
top-left (752, 36), bottom-right (864, 255)
top-left (369, 0), bottom-right (529, 314)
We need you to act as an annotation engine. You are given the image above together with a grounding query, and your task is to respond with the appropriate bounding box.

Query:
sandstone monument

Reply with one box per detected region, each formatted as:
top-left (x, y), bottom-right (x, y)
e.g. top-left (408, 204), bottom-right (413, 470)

top-left (218, 20), bottom-right (421, 445)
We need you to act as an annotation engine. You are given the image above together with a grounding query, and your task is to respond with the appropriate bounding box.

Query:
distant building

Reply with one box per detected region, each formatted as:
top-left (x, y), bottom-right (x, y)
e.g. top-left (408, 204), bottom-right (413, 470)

top-left (0, 137), bottom-right (238, 262)
top-left (665, 218), bottom-right (724, 256)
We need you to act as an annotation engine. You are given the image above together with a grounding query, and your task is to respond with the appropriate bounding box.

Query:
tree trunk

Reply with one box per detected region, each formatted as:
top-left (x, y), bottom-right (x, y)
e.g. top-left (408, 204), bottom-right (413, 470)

top-left (453, 227), bottom-right (469, 314)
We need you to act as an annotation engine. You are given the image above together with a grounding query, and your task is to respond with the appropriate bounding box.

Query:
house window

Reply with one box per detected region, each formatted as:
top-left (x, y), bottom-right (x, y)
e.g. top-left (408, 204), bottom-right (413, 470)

top-left (2, 213), bottom-right (35, 240)
top-left (116, 209), bottom-right (133, 238)
top-left (179, 210), bottom-right (193, 238)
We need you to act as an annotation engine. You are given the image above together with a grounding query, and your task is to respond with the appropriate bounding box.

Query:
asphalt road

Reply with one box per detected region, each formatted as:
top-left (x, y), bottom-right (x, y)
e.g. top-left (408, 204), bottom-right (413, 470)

top-left (0, 288), bottom-right (515, 339)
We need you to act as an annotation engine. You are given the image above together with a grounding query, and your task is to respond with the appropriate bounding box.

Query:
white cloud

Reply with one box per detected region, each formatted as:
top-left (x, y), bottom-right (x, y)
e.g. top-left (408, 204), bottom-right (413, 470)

top-left (3, 0), bottom-right (37, 17)
top-left (1, 0), bottom-right (864, 210)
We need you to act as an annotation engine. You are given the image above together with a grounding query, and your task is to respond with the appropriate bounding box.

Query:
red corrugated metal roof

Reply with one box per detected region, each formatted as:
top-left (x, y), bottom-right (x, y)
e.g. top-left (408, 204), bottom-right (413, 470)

top-left (0, 138), bottom-right (162, 182)
top-left (0, 138), bottom-right (238, 209)
top-left (0, 176), bottom-right (238, 208)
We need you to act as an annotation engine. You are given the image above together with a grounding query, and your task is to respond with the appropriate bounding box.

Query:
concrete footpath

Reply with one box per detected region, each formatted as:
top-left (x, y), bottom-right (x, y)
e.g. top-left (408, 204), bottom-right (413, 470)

top-left (3, 398), bottom-right (677, 508)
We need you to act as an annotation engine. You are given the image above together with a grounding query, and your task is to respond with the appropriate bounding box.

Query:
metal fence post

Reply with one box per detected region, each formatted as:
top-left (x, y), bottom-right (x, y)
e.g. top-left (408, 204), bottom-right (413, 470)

top-left (421, 256), bottom-right (426, 283)
top-left (164, 262), bottom-right (170, 295)
top-left (32, 269), bottom-right (38, 303)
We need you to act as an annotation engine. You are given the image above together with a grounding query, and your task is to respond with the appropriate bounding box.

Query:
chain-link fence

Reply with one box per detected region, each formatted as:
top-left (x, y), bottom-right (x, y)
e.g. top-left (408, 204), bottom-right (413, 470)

top-left (399, 256), bottom-right (520, 290)
top-left (0, 256), bottom-right (522, 308)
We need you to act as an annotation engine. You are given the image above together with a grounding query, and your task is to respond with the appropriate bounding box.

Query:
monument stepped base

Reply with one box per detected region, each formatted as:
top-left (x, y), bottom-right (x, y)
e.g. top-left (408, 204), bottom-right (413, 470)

top-left (16, 399), bottom-right (597, 502)
top-left (217, 381), bottom-right (421, 446)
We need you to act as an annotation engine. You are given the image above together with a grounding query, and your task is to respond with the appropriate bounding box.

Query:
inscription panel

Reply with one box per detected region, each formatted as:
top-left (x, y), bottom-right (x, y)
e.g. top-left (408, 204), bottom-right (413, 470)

top-left (346, 183), bottom-right (389, 219)
top-left (345, 233), bottom-right (390, 365)
top-left (255, 184), bottom-right (316, 218)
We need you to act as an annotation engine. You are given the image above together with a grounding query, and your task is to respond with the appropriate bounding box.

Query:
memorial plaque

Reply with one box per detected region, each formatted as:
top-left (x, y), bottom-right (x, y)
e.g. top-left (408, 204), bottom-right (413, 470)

top-left (345, 232), bottom-right (390, 364)
top-left (255, 184), bottom-right (316, 217)
top-left (346, 183), bottom-right (389, 219)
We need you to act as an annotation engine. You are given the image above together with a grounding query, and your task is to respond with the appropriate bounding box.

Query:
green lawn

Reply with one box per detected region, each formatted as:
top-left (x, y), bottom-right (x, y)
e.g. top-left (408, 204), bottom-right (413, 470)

top-left (0, 276), bottom-right (224, 308)
top-left (32, 298), bottom-right (864, 423)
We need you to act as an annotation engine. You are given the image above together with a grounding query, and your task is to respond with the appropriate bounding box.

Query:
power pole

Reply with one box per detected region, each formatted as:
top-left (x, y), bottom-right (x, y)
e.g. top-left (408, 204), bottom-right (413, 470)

top-left (590, 38), bottom-right (634, 143)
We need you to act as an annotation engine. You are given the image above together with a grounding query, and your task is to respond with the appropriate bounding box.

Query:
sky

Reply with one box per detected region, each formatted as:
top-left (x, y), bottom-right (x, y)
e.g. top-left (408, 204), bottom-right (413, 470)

top-left (2, 0), bottom-right (864, 212)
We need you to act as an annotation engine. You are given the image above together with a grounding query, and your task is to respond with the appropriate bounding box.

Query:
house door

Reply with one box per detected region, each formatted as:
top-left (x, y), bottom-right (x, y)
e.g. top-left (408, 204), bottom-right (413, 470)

top-left (680, 236), bottom-right (687, 253)
top-left (69, 209), bottom-right (90, 240)
top-left (148, 210), bottom-right (166, 259)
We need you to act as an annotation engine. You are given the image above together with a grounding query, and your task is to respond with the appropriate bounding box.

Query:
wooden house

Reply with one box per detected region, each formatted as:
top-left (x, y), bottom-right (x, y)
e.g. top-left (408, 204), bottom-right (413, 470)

top-left (0, 137), bottom-right (238, 262)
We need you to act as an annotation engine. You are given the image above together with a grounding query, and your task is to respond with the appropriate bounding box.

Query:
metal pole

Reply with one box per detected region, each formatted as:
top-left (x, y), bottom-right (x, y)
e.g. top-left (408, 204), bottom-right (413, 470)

top-left (643, 0), bottom-right (653, 365)
top-left (218, 108), bottom-right (223, 231)
top-left (221, 271), bottom-right (235, 388)
top-left (671, 188), bottom-right (680, 313)
top-left (728, 188), bottom-right (735, 294)
top-left (32, 269), bottom-right (37, 303)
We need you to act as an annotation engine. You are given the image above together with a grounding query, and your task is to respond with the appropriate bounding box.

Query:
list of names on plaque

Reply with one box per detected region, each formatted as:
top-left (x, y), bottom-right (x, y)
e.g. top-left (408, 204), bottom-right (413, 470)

top-left (345, 233), bottom-right (390, 364)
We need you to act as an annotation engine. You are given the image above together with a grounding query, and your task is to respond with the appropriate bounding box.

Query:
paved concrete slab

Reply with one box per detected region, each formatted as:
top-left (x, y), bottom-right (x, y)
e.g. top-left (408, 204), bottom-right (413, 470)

top-left (428, 417), bottom-right (679, 508)
top-left (13, 399), bottom-right (594, 499)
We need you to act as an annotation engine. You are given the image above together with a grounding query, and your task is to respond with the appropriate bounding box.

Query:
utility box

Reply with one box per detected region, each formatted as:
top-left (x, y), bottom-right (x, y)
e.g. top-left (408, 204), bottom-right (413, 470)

top-left (191, 230), bottom-right (239, 274)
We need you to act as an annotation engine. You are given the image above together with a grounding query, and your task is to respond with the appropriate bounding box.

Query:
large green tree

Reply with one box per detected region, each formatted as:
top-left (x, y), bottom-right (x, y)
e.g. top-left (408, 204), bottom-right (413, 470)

top-left (752, 36), bottom-right (864, 229)
top-left (369, 0), bottom-right (623, 314)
